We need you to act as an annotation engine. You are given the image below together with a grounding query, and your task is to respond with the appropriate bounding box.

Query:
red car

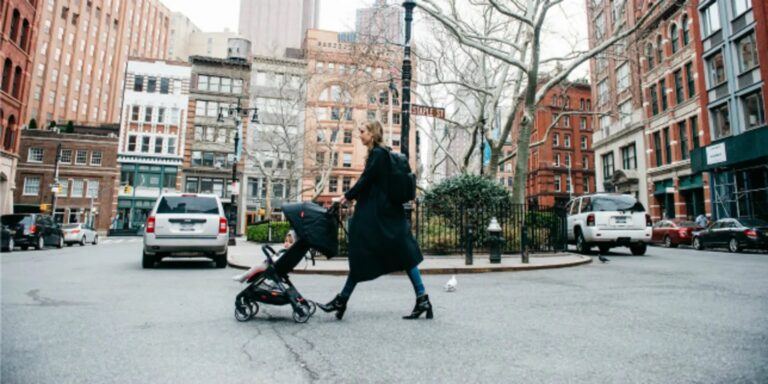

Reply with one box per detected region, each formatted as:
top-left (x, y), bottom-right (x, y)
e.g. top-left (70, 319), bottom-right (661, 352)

top-left (651, 220), bottom-right (704, 248)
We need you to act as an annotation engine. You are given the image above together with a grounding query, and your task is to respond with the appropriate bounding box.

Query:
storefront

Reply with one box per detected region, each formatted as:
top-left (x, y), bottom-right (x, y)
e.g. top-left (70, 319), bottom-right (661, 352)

top-left (113, 163), bottom-right (178, 233)
top-left (653, 179), bottom-right (675, 220)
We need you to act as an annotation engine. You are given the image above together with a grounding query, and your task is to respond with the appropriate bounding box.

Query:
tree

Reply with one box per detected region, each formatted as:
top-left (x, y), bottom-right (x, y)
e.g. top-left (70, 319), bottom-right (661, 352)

top-left (28, 118), bottom-right (37, 129)
top-left (415, 0), bottom-right (662, 203)
top-left (65, 120), bottom-right (74, 133)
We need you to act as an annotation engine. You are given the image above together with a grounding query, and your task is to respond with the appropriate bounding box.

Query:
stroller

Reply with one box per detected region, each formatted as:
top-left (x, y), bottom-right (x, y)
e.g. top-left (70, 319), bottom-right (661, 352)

top-left (234, 201), bottom-right (343, 323)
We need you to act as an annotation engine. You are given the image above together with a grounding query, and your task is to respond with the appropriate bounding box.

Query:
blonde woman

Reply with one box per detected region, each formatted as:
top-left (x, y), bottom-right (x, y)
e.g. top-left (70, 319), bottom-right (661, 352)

top-left (319, 121), bottom-right (432, 320)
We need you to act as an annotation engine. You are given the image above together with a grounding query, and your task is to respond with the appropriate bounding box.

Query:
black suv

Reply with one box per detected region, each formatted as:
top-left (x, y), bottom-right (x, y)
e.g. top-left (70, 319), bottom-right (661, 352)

top-left (1, 214), bottom-right (64, 251)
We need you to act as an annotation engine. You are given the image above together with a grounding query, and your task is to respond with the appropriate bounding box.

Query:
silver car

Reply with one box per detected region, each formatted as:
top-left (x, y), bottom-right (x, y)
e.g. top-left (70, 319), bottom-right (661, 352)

top-left (142, 193), bottom-right (229, 268)
top-left (62, 223), bottom-right (99, 246)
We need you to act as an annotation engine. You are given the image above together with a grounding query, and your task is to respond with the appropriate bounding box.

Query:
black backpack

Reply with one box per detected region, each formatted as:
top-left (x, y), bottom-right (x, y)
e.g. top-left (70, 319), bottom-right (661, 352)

top-left (386, 148), bottom-right (416, 205)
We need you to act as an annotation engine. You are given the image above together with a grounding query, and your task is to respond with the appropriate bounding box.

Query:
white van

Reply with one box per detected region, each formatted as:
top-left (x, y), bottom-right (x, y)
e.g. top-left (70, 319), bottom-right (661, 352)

top-left (565, 193), bottom-right (652, 255)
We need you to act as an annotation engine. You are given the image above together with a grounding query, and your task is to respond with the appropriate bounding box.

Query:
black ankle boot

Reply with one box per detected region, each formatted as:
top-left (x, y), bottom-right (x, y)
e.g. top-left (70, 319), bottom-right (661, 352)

top-left (403, 294), bottom-right (433, 320)
top-left (319, 294), bottom-right (349, 320)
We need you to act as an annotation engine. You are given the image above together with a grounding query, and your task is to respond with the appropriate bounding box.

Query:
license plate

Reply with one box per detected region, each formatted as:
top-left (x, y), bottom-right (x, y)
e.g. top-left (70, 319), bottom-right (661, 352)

top-left (180, 224), bottom-right (194, 231)
top-left (615, 217), bottom-right (627, 224)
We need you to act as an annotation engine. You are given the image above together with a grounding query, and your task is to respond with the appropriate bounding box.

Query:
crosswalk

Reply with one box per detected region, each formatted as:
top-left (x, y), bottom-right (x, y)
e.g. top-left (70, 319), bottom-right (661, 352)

top-left (101, 238), bottom-right (142, 245)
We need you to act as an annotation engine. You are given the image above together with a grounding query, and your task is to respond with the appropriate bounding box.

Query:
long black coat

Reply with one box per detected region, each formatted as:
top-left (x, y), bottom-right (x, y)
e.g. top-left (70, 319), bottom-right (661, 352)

top-left (344, 146), bottom-right (423, 282)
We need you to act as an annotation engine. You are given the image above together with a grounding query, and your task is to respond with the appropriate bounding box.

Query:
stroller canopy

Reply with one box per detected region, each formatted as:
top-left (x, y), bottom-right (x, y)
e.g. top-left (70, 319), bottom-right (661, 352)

top-left (283, 202), bottom-right (339, 258)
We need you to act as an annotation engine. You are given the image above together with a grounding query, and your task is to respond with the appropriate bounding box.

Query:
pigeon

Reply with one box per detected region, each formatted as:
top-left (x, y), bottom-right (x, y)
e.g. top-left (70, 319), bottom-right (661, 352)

top-left (444, 275), bottom-right (457, 292)
top-left (598, 255), bottom-right (610, 263)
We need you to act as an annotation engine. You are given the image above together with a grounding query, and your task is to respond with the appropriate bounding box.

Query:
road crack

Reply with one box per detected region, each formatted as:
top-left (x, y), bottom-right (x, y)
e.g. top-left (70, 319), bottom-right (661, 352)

top-left (25, 289), bottom-right (84, 306)
top-left (270, 324), bottom-right (321, 382)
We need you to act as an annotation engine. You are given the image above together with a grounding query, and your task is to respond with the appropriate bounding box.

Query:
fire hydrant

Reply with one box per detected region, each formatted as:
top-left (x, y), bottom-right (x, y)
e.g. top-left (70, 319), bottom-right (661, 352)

top-left (487, 217), bottom-right (504, 264)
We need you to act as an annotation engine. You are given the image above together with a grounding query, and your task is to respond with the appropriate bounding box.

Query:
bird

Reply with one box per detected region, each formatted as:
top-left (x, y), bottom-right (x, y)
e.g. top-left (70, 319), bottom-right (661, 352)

top-left (444, 275), bottom-right (457, 292)
top-left (598, 255), bottom-right (610, 263)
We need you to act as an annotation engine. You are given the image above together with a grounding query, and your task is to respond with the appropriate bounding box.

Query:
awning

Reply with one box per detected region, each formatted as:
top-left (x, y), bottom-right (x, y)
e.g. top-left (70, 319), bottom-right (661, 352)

top-left (691, 126), bottom-right (768, 172)
top-left (678, 174), bottom-right (703, 191)
top-left (653, 179), bottom-right (674, 196)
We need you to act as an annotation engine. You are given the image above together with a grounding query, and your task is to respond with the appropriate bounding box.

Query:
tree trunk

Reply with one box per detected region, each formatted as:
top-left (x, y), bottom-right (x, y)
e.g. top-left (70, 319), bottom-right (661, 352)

top-left (511, 106), bottom-right (535, 205)
top-left (264, 177), bottom-right (272, 219)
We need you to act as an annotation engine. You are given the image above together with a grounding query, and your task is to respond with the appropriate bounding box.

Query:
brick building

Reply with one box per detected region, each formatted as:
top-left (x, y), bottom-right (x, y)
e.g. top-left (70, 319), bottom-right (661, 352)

top-left (114, 58), bottom-right (191, 233)
top-left (638, 0), bottom-right (709, 221)
top-left (1, 0), bottom-right (40, 214)
top-left (14, 128), bottom-right (119, 233)
top-left (690, 0), bottom-right (768, 221)
top-left (501, 81), bottom-right (594, 208)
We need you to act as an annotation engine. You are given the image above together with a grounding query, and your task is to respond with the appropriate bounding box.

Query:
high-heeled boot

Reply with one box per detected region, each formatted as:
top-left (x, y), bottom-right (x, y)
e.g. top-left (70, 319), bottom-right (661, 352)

top-left (403, 294), bottom-right (433, 320)
top-left (318, 294), bottom-right (349, 320)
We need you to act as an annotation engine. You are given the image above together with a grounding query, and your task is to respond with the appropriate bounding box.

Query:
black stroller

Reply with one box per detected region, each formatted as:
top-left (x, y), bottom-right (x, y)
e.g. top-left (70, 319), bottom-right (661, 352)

top-left (234, 202), bottom-right (342, 323)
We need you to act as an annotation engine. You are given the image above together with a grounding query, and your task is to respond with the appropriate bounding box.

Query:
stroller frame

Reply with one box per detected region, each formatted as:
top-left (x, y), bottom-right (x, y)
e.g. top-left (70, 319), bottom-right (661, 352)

top-left (234, 244), bottom-right (317, 323)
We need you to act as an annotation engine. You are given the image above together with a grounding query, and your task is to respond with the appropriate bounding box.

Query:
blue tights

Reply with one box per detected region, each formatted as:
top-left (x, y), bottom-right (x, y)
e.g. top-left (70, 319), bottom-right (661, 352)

top-left (340, 266), bottom-right (426, 298)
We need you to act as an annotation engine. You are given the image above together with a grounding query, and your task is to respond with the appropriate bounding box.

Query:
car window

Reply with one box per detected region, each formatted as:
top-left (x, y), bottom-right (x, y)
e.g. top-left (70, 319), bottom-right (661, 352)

top-left (156, 196), bottom-right (220, 215)
top-left (591, 195), bottom-right (644, 212)
top-left (678, 221), bottom-right (697, 227)
top-left (2, 215), bottom-right (33, 227)
top-left (738, 218), bottom-right (768, 227)
top-left (568, 200), bottom-right (579, 215)
top-left (62, 224), bottom-right (81, 229)
top-left (579, 197), bottom-right (591, 213)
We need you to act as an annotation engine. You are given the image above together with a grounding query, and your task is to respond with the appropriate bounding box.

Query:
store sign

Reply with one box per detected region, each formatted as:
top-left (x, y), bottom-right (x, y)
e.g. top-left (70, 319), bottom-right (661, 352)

top-left (706, 143), bottom-right (727, 165)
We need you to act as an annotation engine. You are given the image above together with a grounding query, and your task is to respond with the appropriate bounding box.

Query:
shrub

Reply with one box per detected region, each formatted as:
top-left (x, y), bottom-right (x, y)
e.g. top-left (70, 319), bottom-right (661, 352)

top-left (422, 174), bottom-right (511, 215)
top-left (28, 119), bottom-right (37, 129)
top-left (246, 221), bottom-right (291, 243)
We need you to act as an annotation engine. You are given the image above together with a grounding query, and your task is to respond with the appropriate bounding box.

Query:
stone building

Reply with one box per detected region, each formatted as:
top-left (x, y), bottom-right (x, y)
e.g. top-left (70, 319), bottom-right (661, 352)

top-left (14, 127), bottom-right (119, 233)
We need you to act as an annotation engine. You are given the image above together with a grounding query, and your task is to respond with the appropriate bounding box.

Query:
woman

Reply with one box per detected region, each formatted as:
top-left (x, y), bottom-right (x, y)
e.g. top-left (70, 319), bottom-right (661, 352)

top-left (319, 121), bottom-right (433, 320)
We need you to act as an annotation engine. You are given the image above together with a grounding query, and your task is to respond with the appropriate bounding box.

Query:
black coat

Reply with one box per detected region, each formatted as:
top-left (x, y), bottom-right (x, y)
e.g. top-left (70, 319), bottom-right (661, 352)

top-left (344, 146), bottom-right (423, 282)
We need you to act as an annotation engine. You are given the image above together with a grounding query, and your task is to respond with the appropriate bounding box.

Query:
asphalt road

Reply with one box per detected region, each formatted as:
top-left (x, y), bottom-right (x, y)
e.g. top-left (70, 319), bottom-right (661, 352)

top-left (2, 240), bottom-right (768, 384)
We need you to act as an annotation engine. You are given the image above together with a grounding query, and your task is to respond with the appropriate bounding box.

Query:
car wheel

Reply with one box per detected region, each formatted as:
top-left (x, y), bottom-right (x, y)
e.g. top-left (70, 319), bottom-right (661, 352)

top-left (693, 237), bottom-right (704, 250)
top-left (142, 251), bottom-right (156, 269)
top-left (630, 243), bottom-right (647, 256)
top-left (728, 238), bottom-right (741, 253)
top-left (575, 230), bottom-right (591, 254)
top-left (214, 251), bottom-right (228, 269)
top-left (80, 236), bottom-right (86, 246)
top-left (56, 236), bottom-right (64, 249)
top-left (664, 236), bottom-right (674, 248)
top-left (92, 235), bottom-right (98, 245)
top-left (35, 236), bottom-right (44, 250)
top-left (598, 245), bottom-right (610, 254)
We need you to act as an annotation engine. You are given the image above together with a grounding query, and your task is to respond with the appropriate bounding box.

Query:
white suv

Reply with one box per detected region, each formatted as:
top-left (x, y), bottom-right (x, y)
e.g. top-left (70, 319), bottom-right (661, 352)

top-left (566, 193), bottom-right (652, 255)
top-left (142, 193), bottom-right (229, 268)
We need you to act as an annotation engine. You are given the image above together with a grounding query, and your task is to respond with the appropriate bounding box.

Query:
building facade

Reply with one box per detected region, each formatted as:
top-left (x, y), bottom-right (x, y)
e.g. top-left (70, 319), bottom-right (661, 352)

top-left (355, 0), bottom-right (404, 45)
top-left (167, 12), bottom-right (201, 61)
top-left (14, 128), bottom-right (119, 233)
top-left (1, 0), bottom-right (40, 214)
top-left (114, 58), bottom-right (191, 233)
top-left (586, 0), bottom-right (649, 209)
top-left (301, 29), bottom-right (412, 204)
top-left (243, 54), bottom-right (307, 224)
top-left (690, 0), bottom-right (768, 221)
top-left (638, 0), bottom-right (710, 221)
top-left (238, 0), bottom-right (319, 57)
top-left (183, 50), bottom-right (251, 232)
top-left (25, 0), bottom-right (170, 127)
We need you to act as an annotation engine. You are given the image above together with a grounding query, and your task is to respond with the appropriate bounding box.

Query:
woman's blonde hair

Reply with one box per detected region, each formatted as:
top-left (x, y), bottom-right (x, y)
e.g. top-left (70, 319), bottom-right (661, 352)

top-left (364, 121), bottom-right (384, 151)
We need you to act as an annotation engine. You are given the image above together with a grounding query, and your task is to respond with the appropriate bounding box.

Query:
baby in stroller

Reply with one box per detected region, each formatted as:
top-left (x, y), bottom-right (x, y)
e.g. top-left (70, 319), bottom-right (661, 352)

top-left (233, 201), bottom-right (342, 324)
top-left (231, 230), bottom-right (297, 283)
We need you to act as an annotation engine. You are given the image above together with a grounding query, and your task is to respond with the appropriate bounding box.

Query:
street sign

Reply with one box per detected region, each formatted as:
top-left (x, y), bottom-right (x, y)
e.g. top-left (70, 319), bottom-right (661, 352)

top-left (411, 104), bottom-right (446, 119)
top-left (229, 181), bottom-right (240, 195)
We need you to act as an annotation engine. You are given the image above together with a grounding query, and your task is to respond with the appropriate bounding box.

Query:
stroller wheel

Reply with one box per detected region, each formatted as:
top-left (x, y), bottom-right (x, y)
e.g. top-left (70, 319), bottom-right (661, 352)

top-left (249, 302), bottom-right (260, 318)
top-left (305, 300), bottom-right (317, 316)
top-left (234, 305), bottom-right (252, 322)
top-left (292, 300), bottom-right (316, 323)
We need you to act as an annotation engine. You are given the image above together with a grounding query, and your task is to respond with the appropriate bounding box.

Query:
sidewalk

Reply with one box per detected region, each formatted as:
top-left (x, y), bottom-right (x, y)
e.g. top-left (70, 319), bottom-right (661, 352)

top-left (227, 238), bottom-right (591, 275)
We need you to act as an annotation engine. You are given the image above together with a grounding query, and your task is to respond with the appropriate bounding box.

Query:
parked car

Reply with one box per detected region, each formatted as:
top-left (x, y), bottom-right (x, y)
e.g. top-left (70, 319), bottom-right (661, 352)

top-left (692, 218), bottom-right (768, 252)
top-left (566, 193), bottom-right (652, 255)
top-left (62, 223), bottom-right (98, 246)
top-left (1, 214), bottom-right (64, 250)
top-left (1, 225), bottom-right (14, 252)
top-left (142, 193), bottom-right (229, 268)
top-left (651, 220), bottom-right (703, 248)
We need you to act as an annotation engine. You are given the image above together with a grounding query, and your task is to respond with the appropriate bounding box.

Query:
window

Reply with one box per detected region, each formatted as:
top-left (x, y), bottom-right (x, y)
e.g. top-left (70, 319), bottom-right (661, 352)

top-left (702, 3), bottom-right (721, 36)
top-left (72, 179), bottom-right (84, 197)
top-left (367, 110), bottom-right (376, 121)
top-left (141, 136), bottom-right (151, 153)
top-left (650, 84), bottom-right (659, 116)
top-left (343, 153), bottom-right (352, 167)
top-left (742, 92), bottom-right (765, 130)
top-left (554, 153), bottom-right (561, 167)
top-left (160, 78), bottom-right (169, 94)
top-left (23, 176), bottom-right (40, 195)
top-left (554, 175), bottom-right (561, 192)
top-left (646, 43), bottom-right (655, 71)
top-left (616, 63), bottom-right (630, 93)
top-left (221, 77), bottom-right (231, 93)
top-left (656, 35), bottom-right (663, 64)
top-left (553, 133), bottom-right (559, 147)
top-left (343, 176), bottom-right (352, 192)
top-left (670, 24), bottom-right (679, 54)
top-left (733, 0), bottom-right (752, 16)
top-left (660, 79), bottom-right (668, 111)
top-left (581, 136), bottom-right (588, 149)
top-left (654, 131), bottom-right (663, 166)
top-left (583, 156), bottom-right (589, 169)
top-left (583, 175), bottom-right (590, 193)
top-left (134, 75), bottom-right (143, 91)
top-left (87, 180), bottom-right (99, 197)
top-left (600, 115), bottom-right (611, 131)
top-left (344, 129), bottom-right (352, 144)
top-left (619, 100), bottom-right (632, 126)
top-left (620, 144), bottom-right (637, 169)
top-left (154, 137), bottom-right (164, 153)
top-left (580, 117), bottom-right (587, 130)
top-left (28, 147), bottom-right (44, 162)
top-left (736, 33), bottom-right (758, 73)
top-left (329, 177), bottom-right (337, 193)
top-left (663, 127), bottom-right (671, 164)
top-left (144, 107), bottom-right (152, 122)
top-left (198, 75), bottom-right (209, 90)
top-left (128, 136), bottom-right (137, 152)
top-left (678, 121), bottom-right (689, 160)
top-left (674, 70), bottom-right (684, 104)
top-left (563, 116), bottom-right (570, 127)
top-left (90, 151), bottom-right (102, 166)
top-left (344, 108), bottom-right (353, 121)
top-left (682, 15), bottom-right (691, 46)
top-left (564, 135), bottom-right (571, 148)
top-left (565, 154), bottom-right (571, 167)
top-left (60, 149), bottom-right (72, 163)
top-left (594, 11), bottom-right (605, 40)
top-left (597, 80), bottom-right (608, 105)
top-left (685, 62), bottom-right (695, 98)
top-left (602, 153), bottom-right (615, 179)
top-left (691, 116), bottom-right (700, 150)
top-left (712, 103), bottom-right (731, 139)
top-left (157, 108), bottom-right (165, 123)
top-left (147, 76), bottom-right (156, 92)
top-left (233, 79), bottom-right (243, 94)
top-left (75, 150), bottom-right (87, 165)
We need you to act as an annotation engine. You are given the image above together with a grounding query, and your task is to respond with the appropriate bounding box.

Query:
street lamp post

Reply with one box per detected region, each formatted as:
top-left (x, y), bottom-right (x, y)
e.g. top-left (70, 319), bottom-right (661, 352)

top-left (218, 99), bottom-right (260, 246)
top-left (401, 0), bottom-right (416, 221)
top-left (50, 143), bottom-right (62, 221)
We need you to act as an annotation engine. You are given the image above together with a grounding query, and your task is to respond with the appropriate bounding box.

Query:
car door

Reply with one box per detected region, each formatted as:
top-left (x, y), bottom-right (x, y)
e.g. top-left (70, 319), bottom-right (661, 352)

top-left (652, 221), bottom-right (666, 242)
top-left (699, 221), bottom-right (718, 245)
top-left (566, 199), bottom-right (579, 240)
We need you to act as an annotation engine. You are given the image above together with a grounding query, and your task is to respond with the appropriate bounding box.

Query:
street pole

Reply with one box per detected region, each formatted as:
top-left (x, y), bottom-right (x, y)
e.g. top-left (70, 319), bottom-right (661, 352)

top-left (50, 143), bottom-right (62, 221)
top-left (402, 0), bottom-right (416, 221)
top-left (479, 117), bottom-right (485, 176)
top-left (230, 127), bottom-right (239, 246)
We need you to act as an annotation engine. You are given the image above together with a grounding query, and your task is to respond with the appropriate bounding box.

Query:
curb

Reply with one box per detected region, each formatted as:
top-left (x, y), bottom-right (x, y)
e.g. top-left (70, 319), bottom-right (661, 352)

top-left (228, 255), bottom-right (593, 275)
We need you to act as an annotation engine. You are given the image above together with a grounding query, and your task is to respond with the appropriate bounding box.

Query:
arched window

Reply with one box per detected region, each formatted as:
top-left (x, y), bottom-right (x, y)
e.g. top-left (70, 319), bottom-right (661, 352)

top-left (646, 43), bottom-right (655, 71)
top-left (9, 9), bottom-right (20, 42)
top-left (20, 19), bottom-right (30, 51)
top-left (670, 24), bottom-right (679, 54)
top-left (319, 84), bottom-right (351, 104)
top-left (656, 35), bottom-right (663, 64)
top-left (1, 59), bottom-right (12, 92)
top-left (682, 14), bottom-right (690, 46)
top-left (12, 66), bottom-right (22, 98)
top-left (3, 115), bottom-right (15, 150)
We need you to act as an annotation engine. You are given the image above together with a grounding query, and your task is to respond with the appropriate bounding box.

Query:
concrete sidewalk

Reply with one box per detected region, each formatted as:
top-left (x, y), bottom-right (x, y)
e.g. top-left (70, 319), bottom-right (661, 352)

top-left (227, 238), bottom-right (591, 274)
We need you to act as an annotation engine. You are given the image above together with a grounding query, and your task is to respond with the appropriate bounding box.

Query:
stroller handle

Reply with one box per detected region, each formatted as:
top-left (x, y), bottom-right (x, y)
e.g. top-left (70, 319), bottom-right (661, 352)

top-left (261, 244), bottom-right (277, 264)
